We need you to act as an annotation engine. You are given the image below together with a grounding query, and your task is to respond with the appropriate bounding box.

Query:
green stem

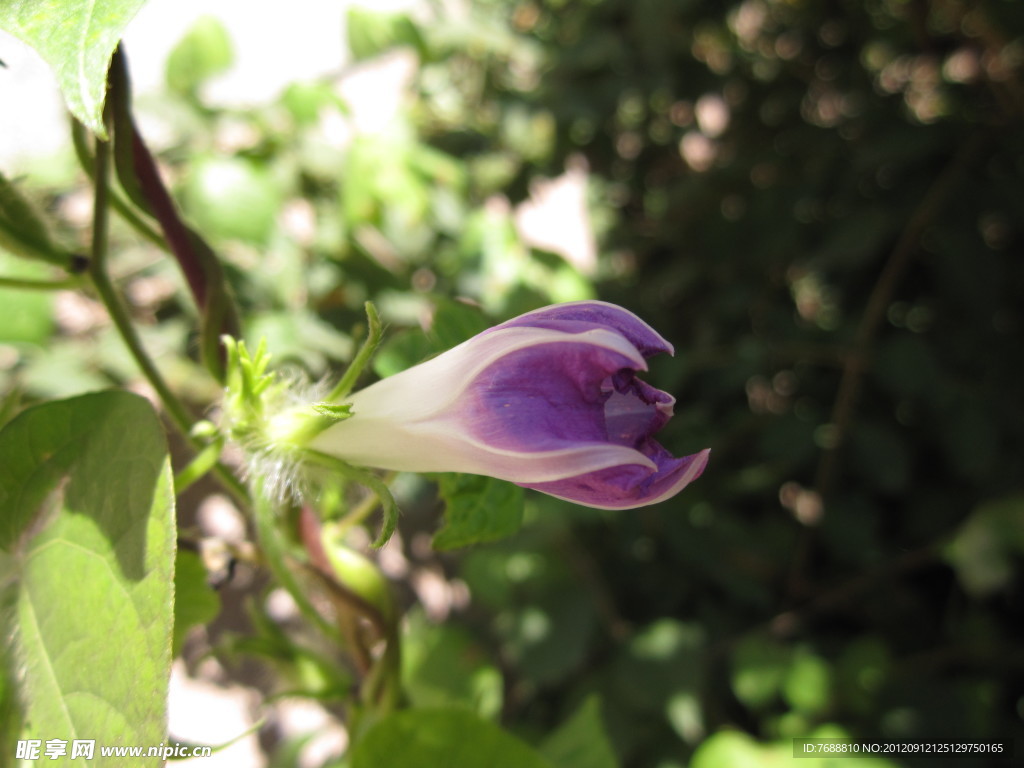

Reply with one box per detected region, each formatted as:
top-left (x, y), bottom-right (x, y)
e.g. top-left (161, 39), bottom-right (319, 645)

top-left (174, 436), bottom-right (226, 495)
top-left (333, 470), bottom-right (399, 537)
top-left (327, 302), bottom-right (383, 402)
top-left (305, 450), bottom-right (399, 547)
top-left (71, 117), bottom-right (167, 252)
top-left (253, 494), bottom-right (341, 643)
top-left (87, 122), bottom-right (249, 506)
top-left (0, 275), bottom-right (82, 291)
top-left (88, 133), bottom-right (189, 429)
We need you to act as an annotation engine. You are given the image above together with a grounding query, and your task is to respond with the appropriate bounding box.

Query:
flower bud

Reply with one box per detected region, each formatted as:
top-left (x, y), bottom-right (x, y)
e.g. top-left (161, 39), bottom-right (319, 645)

top-left (311, 301), bottom-right (709, 509)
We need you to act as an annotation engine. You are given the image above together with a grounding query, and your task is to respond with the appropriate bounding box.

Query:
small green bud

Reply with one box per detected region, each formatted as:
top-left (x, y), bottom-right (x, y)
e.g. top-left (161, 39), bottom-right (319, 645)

top-left (321, 522), bottom-right (396, 624)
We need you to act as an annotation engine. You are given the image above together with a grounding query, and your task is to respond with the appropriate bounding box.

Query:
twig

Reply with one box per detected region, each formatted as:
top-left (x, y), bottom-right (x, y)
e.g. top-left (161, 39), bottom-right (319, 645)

top-left (814, 130), bottom-right (990, 499)
top-left (788, 131), bottom-right (989, 602)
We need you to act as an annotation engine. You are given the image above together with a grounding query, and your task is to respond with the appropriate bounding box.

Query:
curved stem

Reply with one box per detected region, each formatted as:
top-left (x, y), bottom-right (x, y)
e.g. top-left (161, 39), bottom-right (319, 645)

top-left (305, 450), bottom-right (399, 548)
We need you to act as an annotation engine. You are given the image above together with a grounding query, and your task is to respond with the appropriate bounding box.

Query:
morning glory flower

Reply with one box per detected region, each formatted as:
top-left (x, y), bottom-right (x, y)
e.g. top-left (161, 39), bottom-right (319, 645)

top-left (309, 301), bottom-right (710, 509)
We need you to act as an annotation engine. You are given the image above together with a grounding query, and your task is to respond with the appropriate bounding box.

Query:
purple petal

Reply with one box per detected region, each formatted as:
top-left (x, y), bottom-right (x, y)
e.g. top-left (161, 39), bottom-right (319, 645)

top-left (485, 300), bottom-right (674, 358)
top-left (458, 339), bottom-right (644, 452)
top-left (520, 448), bottom-right (711, 509)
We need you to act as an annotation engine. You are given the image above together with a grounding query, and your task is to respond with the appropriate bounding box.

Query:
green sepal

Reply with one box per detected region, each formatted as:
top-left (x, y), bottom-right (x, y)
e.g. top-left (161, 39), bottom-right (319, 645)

top-left (0, 172), bottom-right (78, 269)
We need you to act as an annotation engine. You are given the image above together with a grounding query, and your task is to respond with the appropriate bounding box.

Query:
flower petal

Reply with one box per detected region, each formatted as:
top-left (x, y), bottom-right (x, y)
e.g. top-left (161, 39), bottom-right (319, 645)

top-left (307, 300), bottom-right (709, 510)
top-left (310, 326), bottom-right (651, 481)
top-left (486, 300), bottom-right (674, 358)
top-left (458, 339), bottom-right (646, 452)
top-left (520, 448), bottom-right (711, 510)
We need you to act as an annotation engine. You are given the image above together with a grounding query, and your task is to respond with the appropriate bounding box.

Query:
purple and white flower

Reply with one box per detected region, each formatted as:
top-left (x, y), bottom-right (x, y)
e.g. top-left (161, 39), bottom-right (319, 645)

top-left (311, 301), bottom-right (709, 509)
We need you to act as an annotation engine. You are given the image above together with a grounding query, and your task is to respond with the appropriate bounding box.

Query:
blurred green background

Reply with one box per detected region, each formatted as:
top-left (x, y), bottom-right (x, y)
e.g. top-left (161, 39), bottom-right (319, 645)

top-left (2, 0), bottom-right (1023, 766)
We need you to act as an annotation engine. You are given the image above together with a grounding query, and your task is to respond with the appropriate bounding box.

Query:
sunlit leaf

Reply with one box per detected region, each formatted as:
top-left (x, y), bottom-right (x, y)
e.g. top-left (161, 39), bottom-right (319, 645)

top-left (351, 708), bottom-right (554, 768)
top-left (0, 391), bottom-right (175, 764)
top-left (165, 15), bottom-right (233, 96)
top-left (0, 0), bottom-right (149, 137)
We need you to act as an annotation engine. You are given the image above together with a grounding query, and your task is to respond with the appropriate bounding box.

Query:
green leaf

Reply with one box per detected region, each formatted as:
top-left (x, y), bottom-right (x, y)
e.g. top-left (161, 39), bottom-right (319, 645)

top-left (689, 731), bottom-right (781, 768)
top-left (0, 251), bottom-right (54, 345)
top-left (730, 632), bottom-right (792, 711)
top-left (782, 648), bottom-right (832, 715)
top-left (173, 549), bottom-right (220, 656)
top-left (346, 7), bottom-right (424, 62)
top-left (351, 708), bottom-right (555, 768)
top-left (428, 297), bottom-right (490, 351)
top-left (181, 156), bottom-right (283, 245)
top-left (0, 0), bottom-right (149, 137)
top-left (0, 172), bottom-right (75, 268)
top-left (945, 495), bottom-right (1024, 597)
top-left (541, 696), bottom-right (620, 768)
top-left (433, 474), bottom-right (524, 550)
top-left (0, 391), bottom-right (175, 763)
top-left (401, 609), bottom-right (503, 718)
top-left (372, 329), bottom-right (434, 378)
top-left (165, 15), bottom-right (233, 96)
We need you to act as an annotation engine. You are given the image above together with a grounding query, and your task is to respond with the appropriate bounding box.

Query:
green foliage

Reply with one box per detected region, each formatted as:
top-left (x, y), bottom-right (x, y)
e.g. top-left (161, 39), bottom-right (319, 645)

top-left (540, 696), bottom-right (619, 768)
top-left (351, 708), bottom-right (555, 768)
top-left (346, 7), bottom-right (424, 62)
top-left (401, 609), bottom-right (503, 717)
top-left (433, 473), bottom-right (525, 550)
top-left (0, 252), bottom-right (54, 344)
top-left (165, 15), bottom-right (233, 97)
top-left (0, 0), bottom-right (148, 136)
top-left (0, 391), bottom-right (175, 761)
top-left (172, 549), bottom-right (220, 656)
top-left (945, 495), bottom-right (1024, 598)
top-left (180, 156), bottom-right (282, 245)
top-left (0, 172), bottom-right (74, 267)
top-left (2, 0), bottom-right (1023, 765)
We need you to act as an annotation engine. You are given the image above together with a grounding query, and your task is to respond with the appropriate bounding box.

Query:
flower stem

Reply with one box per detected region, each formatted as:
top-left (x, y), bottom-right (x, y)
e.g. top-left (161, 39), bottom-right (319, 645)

top-left (253, 493), bottom-right (341, 643)
top-left (71, 116), bottom-right (167, 252)
top-left (87, 115), bottom-right (249, 506)
top-left (174, 436), bottom-right (226, 495)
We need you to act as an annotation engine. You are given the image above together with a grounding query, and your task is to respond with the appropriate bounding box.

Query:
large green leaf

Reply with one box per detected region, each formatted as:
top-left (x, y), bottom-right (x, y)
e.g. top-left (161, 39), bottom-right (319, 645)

top-left (351, 708), bottom-right (555, 768)
top-left (172, 550), bottom-right (220, 657)
top-left (0, 391), bottom-right (175, 765)
top-left (540, 696), bottom-right (619, 768)
top-left (433, 473), bottom-right (524, 550)
top-left (0, 0), bottom-right (149, 136)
